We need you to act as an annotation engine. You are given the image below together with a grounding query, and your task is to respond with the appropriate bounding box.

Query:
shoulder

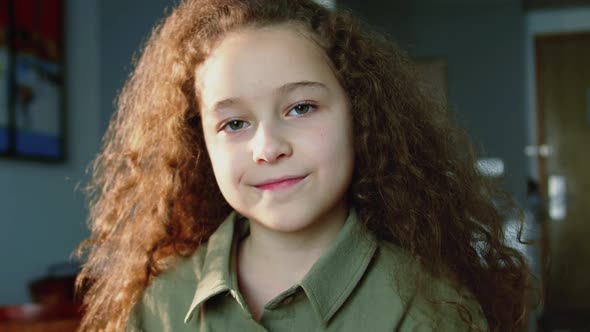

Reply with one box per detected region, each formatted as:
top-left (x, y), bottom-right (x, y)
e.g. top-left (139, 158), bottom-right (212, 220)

top-left (145, 242), bottom-right (209, 294)
top-left (373, 241), bottom-right (489, 331)
top-left (126, 243), bottom-right (209, 331)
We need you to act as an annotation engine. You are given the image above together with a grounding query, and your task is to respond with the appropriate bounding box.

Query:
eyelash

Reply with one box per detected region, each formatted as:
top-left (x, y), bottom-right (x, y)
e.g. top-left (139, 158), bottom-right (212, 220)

top-left (219, 102), bottom-right (318, 133)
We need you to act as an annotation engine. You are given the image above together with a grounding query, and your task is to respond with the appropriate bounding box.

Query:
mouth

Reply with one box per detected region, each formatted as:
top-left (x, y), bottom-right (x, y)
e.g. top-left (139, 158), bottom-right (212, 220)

top-left (255, 175), bottom-right (308, 191)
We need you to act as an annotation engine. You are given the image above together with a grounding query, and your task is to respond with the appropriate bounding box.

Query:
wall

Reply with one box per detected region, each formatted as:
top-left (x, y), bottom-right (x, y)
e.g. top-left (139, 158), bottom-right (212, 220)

top-left (99, 0), bottom-right (174, 133)
top-left (339, 0), bottom-right (528, 204)
top-left (0, 0), bottom-right (101, 304)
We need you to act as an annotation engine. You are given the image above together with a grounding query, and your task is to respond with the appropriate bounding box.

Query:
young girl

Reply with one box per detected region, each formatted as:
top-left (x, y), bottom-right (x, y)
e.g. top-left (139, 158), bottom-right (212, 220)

top-left (76, 0), bottom-right (532, 331)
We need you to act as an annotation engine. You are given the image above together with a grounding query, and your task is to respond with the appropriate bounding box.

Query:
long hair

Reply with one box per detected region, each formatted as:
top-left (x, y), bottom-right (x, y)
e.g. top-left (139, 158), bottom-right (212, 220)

top-left (76, 0), bottom-right (532, 330)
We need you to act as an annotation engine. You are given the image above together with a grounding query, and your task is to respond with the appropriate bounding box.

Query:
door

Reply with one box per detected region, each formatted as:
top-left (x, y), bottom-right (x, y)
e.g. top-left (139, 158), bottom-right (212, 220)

top-left (535, 32), bottom-right (590, 329)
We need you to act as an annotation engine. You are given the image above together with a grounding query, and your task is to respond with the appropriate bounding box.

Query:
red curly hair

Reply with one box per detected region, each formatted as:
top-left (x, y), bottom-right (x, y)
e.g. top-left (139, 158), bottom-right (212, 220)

top-left (76, 0), bottom-right (532, 330)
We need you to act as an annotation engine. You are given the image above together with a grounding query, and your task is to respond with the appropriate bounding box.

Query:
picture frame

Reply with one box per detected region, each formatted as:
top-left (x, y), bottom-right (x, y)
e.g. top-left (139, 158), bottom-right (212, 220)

top-left (0, 0), bottom-right (65, 162)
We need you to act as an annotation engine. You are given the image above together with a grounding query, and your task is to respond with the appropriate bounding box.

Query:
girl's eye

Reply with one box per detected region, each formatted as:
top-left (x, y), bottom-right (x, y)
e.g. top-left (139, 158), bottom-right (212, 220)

top-left (222, 119), bottom-right (249, 132)
top-left (287, 103), bottom-right (316, 116)
top-left (220, 103), bottom-right (316, 133)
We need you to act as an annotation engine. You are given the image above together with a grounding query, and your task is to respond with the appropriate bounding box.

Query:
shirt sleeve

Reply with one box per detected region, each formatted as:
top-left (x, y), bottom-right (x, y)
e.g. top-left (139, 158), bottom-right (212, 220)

top-left (396, 299), bottom-right (488, 331)
top-left (394, 276), bottom-right (489, 332)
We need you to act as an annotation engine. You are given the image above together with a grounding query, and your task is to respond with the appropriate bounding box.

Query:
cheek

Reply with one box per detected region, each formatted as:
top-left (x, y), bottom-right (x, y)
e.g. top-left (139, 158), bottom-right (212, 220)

top-left (207, 141), bottom-right (244, 188)
top-left (307, 124), bottom-right (354, 166)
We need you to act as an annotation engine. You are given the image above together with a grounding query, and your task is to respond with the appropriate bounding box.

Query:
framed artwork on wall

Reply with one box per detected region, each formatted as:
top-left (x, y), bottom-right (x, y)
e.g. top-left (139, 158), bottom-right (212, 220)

top-left (0, 0), bottom-right (10, 154)
top-left (0, 0), bottom-right (65, 162)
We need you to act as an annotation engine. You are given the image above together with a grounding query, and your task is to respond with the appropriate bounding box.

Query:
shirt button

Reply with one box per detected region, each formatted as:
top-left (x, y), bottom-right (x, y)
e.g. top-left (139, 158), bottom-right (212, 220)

top-left (282, 296), bottom-right (294, 305)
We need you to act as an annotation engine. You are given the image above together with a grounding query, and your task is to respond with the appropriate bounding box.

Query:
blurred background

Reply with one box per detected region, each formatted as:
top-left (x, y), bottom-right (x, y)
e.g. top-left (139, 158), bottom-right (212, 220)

top-left (0, 0), bottom-right (589, 331)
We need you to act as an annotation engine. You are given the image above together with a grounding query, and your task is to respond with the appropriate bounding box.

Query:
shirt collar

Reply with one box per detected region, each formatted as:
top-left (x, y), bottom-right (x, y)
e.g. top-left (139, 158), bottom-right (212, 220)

top-left (184, 210), bottom-right (241, 323)
top-left (299, 208), bottom-right (378, 325)
top-left (184, 208), bottom-right (378, 325)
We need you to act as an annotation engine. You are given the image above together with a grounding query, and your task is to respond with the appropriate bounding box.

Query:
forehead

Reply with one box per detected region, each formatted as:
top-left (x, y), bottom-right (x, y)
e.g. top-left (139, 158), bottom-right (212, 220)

top-left (195, 24), bottom-right (338, 111)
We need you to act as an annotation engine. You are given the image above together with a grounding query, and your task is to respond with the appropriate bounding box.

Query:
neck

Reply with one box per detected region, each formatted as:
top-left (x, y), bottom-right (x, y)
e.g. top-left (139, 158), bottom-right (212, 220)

top-left (240, 202), bottom-right (349, 282)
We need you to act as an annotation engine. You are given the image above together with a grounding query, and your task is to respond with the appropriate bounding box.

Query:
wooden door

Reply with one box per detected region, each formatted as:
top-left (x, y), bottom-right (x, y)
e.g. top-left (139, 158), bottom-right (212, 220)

top-left (535, 32), bottom-right (590, 329)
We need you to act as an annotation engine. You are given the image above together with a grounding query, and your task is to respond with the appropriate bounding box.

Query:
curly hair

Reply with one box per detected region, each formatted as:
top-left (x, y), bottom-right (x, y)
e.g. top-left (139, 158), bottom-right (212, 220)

top-left (75, 0), bottom-right (532, 330)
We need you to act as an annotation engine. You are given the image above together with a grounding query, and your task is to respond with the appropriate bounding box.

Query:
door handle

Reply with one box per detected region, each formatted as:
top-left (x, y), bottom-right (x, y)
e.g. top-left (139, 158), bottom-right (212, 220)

top-left (548, 175), bottom-right (567, 221)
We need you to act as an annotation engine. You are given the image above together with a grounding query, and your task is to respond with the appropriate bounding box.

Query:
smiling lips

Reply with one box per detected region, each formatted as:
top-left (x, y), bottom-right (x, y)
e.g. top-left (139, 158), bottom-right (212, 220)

top-left (255, 175), bottom-right (307, 191)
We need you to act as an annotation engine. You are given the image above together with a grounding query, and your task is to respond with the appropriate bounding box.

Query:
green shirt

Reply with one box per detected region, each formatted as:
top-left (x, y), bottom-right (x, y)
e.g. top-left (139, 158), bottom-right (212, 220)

top-left (127, 209), bottom-right (488, 331)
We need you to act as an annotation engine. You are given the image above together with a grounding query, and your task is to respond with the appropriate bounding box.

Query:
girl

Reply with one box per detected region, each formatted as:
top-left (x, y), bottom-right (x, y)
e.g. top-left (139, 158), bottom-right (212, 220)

top-left (76, 0), bottom-right (532, 331)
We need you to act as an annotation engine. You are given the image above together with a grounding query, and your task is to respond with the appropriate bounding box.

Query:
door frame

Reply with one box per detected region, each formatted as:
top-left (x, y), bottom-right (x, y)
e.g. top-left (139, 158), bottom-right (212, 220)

top-left (533, 31), bottom-right (590, 328)
top-left (525, 8), bottom-right (590, 282)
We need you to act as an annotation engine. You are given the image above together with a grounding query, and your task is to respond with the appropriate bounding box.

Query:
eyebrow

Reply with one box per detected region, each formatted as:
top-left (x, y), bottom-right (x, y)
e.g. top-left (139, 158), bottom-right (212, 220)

top-left (210, 81), bottom-right (329, 113)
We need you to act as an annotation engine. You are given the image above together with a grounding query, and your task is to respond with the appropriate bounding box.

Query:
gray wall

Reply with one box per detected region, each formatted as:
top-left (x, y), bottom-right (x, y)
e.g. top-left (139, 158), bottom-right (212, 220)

top-left (340, 0), bottom-right (529, 204)
top-left (100, 0), bottom-right (172, 133)
top-left (0, 0), bottom-right (101, 304)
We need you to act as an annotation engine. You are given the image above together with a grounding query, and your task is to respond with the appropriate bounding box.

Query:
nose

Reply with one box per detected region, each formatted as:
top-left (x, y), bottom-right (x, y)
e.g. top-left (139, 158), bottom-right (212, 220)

top-left (251, 123), bottom-right (292, 164)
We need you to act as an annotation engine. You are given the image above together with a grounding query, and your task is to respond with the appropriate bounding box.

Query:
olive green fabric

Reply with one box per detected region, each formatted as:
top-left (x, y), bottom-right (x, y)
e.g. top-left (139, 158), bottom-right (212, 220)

top-left (127, 209), bottom-right (488, 331)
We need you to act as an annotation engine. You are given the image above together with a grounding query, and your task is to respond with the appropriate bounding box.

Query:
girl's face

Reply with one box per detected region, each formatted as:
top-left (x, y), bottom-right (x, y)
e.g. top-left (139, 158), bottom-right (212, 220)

top-left (198, 24), bottom-right (354, 233)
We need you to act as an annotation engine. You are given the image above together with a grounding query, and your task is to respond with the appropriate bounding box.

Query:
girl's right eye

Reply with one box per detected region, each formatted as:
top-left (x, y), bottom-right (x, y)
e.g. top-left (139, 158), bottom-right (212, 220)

top-left (221, 119), bottom-right (249, 132)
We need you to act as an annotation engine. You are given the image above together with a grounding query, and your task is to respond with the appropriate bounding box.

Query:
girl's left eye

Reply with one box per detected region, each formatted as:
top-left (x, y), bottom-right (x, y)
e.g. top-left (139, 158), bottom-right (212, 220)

top-left (287, 103), bottom-right (317, 116)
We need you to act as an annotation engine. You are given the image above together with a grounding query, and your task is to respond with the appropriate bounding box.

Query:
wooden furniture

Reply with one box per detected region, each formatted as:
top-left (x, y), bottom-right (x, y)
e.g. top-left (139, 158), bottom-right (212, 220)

top-left (0, 303), bottom-right (82, 332)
